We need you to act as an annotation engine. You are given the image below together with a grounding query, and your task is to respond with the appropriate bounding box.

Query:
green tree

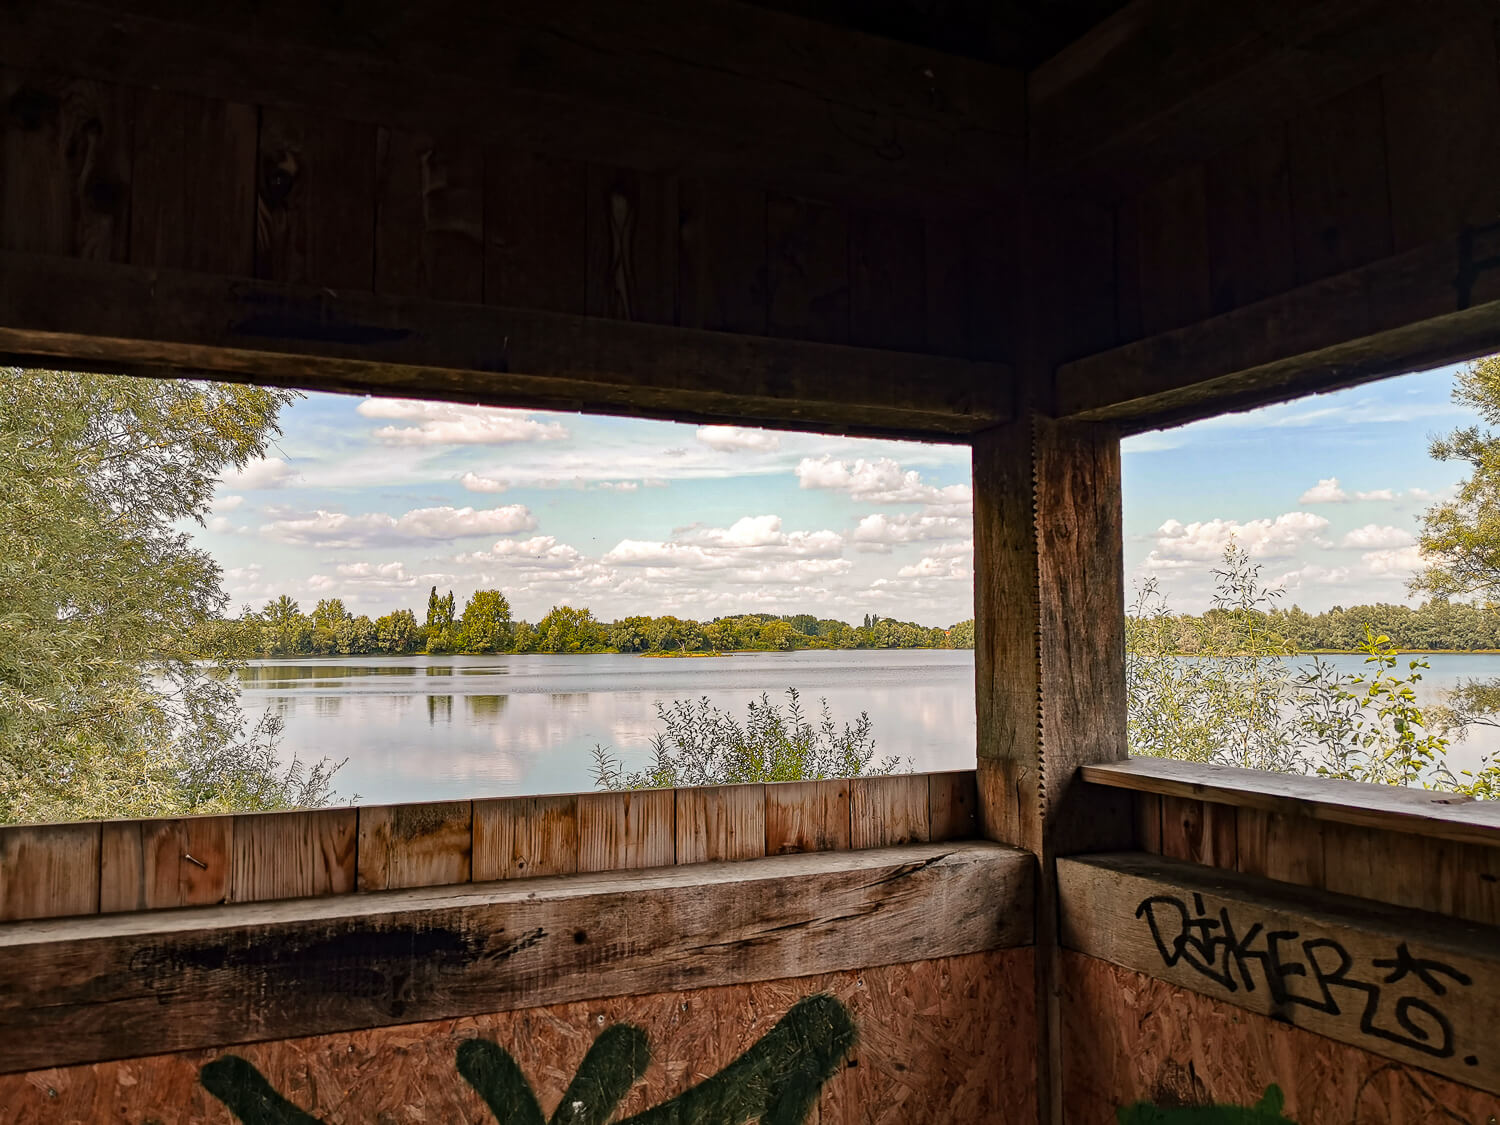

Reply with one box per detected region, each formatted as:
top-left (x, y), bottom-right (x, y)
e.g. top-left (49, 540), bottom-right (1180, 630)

top-left (461, 589), bottom-right (513, 653)
top-left (424, 586), bottom-right (459, 653)
top-left (0, 369), bottom-right (339, 825)
top-left (261, 595), bottom-right (311, 656)
top-left (309, 598), bottom-right (352, 655)
top-left (374, 609), bottom-right (421, 654)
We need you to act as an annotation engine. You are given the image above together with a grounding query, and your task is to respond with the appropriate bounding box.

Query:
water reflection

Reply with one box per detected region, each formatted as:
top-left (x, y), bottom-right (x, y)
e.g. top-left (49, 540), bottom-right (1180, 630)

top-left (239, 651), bottom-right (977, 805)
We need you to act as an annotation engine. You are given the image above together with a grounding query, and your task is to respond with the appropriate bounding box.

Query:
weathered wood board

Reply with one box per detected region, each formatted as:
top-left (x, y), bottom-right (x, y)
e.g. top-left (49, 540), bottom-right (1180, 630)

top-left (1058, 852), bottom-right (1500, 1095)
top-left (0, 841), bottom-right (1032, 1073)
top-left (0, 949), bottom-right (1036, 1124)
top-left (1062, 952), bottom-right (1500, 1123)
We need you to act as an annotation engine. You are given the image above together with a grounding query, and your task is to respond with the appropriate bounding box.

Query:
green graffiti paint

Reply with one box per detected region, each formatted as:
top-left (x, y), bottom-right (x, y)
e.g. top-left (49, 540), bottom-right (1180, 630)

top-left (1116, 1085), bottom-right (1297, 1125)
top-left (201, 993), bottom-right (855, 1125)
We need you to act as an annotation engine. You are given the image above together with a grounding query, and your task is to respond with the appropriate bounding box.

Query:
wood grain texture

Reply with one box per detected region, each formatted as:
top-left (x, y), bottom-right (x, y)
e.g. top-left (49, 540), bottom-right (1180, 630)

top-left (1320, 822), bottom-right (1459, 916)
top-left (1133, 165), bottom-right (1212, 335)
top-left (472, 794), bottom-right (579, 881)
top-left (586, 165), bottom-right (677, 325)
top-left (1204, 125), bottom-right (1296, 315)
top-left (1288, 79), bottom-right (1394, 284)
top-left (255, 107), bottom-right (376, 289)
top-left (674, 784), bottom-right (766, 865)
top-left (1062, 952), bottom-right (1500, 1124)
top-left (767, 192), bottom-right (849, 344)
top-left (0, 842), bottom-right (1034, 1073)
top-left (850, 209), bottom-right (925, 351)
top-left (1080, 758), bottom-right (1500, 850)
top-left (0, 68), bottom-right (130, 262)
top-left (1235, 805), bottom-right (1326, 889)
top-left (928, 771), bottom-right (978, 842)
top-left (1134, 793), bottom-right (1163, 855)
top-left (484, 149), bottom-right (587, 314)
top-left (1058, 851), bottom-right (1500, 1095)
top-left (374, 130), bottom-right (483, 302)
top-left (850, 775), bottom-right (931, 849)
top-left (229, 809), bottom-right (356, 903)
top-left (764, 779), bottom-right (851, 855)
top-left (577, 789), bottom-right (674, 873)
top-left (357, 801), bottom-right (472, 892)
top-left (0, 950), bottom-right (1036, 1124)
top-left (679, 179), bottom-right (767, 336)
top-left (0, 251), bottom-right (1013, 440)
top-left (1159, 795), bottom-right (1236, 870)
top-left (100, 815), bottom-right (234, 912)
top-left (128, 89), bottom-right (257, 275)
top-left (1056, 224), bottom-right (1500, 429)
top-left (0, 822), bottom-right (99, 922)
top-left (1382, 21), bottom-right (1500, 253)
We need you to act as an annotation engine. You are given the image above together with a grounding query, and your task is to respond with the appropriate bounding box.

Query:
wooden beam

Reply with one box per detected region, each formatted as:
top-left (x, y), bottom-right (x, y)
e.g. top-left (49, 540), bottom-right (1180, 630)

top-left (1058, 852), bottom-right (1500, 1096)
top-left (1, 0), bottom-right (1023, 200)
top-left (1054, 227), bottom-right (1500, 428)
top-left (1029, 0), bottom-right (1493, 196)
top-left (0, 252), bottom-right (1013, 438)
top-left (1081, 758), bottom-right (1500, 850)
top-left (0, 841), bottom-right (1032, 1073)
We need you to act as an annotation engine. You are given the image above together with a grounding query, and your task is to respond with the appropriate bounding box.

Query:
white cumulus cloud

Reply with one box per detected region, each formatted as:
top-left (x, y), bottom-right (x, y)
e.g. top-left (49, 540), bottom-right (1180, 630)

top-left (696, 426), bottom-right (781, 452)
top-left (358, 398), bottom-right (568, 445)
top-left (260, 505), bottom-right (536, 548)
top-left (1362, 546), bottom-right (1426, 576)
top-left (1147, 512), bottom-right (1330, 565)
top-left (459, 472), bottom-right (508, 493)
top-left (797, 456), bottom-right (971, 510)
top-left (224, 457), bottom-right (298, 490)
top-left (1340, 524), bottom-right (1416, 550)
top-left (850, 512), bottom-right (970, 551)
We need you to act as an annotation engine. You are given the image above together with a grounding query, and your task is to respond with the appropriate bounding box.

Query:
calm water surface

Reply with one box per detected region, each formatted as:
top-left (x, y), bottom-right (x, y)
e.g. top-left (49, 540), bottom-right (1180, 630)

top-left (238, 650), bottom-right (1500, 805)
top-left (239, 650), bottom-right (976, 805)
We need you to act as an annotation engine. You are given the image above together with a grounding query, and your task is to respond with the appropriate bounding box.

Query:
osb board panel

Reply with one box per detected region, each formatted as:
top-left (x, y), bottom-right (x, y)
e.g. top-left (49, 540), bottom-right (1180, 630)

top-left (1061, 953), bottom-right (1500, 1124)
top-left (0, 950), bottom-right (1035, 1124)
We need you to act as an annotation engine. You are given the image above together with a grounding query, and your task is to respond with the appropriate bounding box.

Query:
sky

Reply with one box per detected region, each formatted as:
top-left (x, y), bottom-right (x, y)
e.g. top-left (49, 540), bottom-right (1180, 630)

top-left (199, 360), bottom-right (1477, 625)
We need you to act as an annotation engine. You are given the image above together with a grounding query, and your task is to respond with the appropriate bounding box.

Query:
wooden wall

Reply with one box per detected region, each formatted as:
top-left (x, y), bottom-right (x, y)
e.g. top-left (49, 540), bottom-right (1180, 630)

top-left (0, 949), bottom-right (1036, 1124)
top-left (0, 771), bottom-right (977, 922)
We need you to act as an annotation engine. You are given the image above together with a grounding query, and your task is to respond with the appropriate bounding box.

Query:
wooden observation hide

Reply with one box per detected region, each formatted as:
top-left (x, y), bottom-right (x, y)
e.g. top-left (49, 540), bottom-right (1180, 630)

top-left (2, 0), bottom-right (1500, 1120)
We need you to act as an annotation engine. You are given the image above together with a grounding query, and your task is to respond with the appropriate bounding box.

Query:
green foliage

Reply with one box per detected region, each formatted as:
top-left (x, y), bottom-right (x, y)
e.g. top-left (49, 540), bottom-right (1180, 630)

top-left (591, 688), bottom-right (904, 789)
top-left (460, 589), bottom-right (512, 653)
top-left (0, 369), bottom-right (338, 825)
top-left (536, 604), bottom-right (609, 653)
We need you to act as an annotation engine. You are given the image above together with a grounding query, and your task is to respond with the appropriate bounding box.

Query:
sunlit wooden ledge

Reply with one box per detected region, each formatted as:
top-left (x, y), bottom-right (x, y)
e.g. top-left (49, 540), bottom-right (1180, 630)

top-left (1082, 758), bottom-right (1500, 848)
top-left (0, 841), bottom-right (1033, 1074)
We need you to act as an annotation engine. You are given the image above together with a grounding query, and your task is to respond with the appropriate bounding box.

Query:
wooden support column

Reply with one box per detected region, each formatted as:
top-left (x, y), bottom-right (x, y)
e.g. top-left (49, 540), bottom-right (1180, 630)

top-left (973, 412), bottom-right (1133, 1124)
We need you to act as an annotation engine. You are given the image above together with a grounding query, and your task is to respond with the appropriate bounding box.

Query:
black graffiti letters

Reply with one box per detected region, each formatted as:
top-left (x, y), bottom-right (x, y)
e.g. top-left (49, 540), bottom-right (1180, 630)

top-left (1136, 895), bottom-right (1472, 1061)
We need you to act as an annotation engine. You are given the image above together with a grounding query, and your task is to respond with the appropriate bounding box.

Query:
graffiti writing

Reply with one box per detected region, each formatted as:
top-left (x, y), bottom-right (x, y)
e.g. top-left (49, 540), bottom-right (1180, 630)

top-left (1136, 894), bottom-right (1475, 1064)
top-left (201, 992), bottom-right (855, 1125)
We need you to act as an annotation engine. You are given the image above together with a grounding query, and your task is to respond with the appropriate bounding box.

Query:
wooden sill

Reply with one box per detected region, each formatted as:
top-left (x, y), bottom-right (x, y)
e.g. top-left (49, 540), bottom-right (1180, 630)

top-left (1081, 758), bottom-right (1500, 848)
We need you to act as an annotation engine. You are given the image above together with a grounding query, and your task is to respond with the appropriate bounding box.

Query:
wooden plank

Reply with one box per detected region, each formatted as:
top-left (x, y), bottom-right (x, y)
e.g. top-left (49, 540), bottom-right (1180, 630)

top-left (849, 209), bottom-right (925, 351)
top-left (0, 251), bottom-right (1014, 439)
top-left (763, 779), bottom-right (851, 855)
top-left (1134, 165), bottom-right (1212, 335)
top-left (924, 205), bottom-right (1014, 361)
top-left (1030, 196), bottom-right (1119, 368)
top-left (1235, 806), bottom-right (1324, 888)
top-left (374, 129), bottom-right (483, 303)
top-left (1203, 126), bottom-right (1296, 314)
top-left (850, 775), bottom-right (931, 849)
top-left (1287, 79), bottom-right (1393, 284)
top-left (484, 149), bottom-right (588, 314)
top-left (1080, 758), bottom-right (1500, 851)
top-left (1159, 796), bottom-right (1236, 870)
top-left (472, 794), bottom-right (579, 881)
top-left (127, 89), bottom-right (257, 275)
top-left (679, 179), bottom-right (767, 336)
top-left (1383, 22), bottom-right (1500, 253)
top-left (0, 822), bottom-right (100, 922)
top-left (0, 841), bottom-right (1034, 1073)
top-left (255, 107), bottom-right (377, 290)
top-left (674, 784), bottom-right (766, 865)
top-left (0, 0), bottom-right (1023, 199)
top-left (1058, 851), bottom-right (1500, 1096)
top-left (1113, 194), bottom-right (1143, 342)
top-left (577, 789), bottom-right (674, 873)
top-left (1062, 951), bottom-right (1500, 1125)
top-left (0, 68), bottom-right (130, 261)
top-left (928, 770), bottom-right (978, 841)
top-left (586, 165), bottom-right (677, 325)
top-left (1054, 227), bottom-right (1500, 428)
top-left (1028, 0), bottom-right (1490, 196)
top-left (356, 802), bottom-right (472, 892)
top-left (1320, 822), bottom-right (1458, 916)
top-left (100, 815), bottom-right (234, 912)
top-left (1454, 842), bottom-right (1500, 928)
top-left (767, 192), bottom-right (849, 345)
top-left (228, 809), bottom-right (357, 903)
top-left (1134, 793), bottom-right (1163, 855)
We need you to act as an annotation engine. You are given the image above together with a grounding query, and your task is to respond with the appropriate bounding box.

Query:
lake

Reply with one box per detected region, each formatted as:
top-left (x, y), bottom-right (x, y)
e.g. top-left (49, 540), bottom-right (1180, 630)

top-left (238, 650), bottom-right (1500, 806)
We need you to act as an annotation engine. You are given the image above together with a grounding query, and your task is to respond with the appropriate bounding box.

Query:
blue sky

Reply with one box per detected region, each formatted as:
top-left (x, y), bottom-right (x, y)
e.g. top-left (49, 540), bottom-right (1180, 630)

top-left (200, 361), bottom-right (1476, 625)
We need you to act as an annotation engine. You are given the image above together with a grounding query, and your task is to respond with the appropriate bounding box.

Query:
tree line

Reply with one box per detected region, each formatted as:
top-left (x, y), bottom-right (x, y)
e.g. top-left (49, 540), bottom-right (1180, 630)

top-left (212, 590), bottom-right (978, 657)
top-left (1146, 598), bottom-right (1500, 653)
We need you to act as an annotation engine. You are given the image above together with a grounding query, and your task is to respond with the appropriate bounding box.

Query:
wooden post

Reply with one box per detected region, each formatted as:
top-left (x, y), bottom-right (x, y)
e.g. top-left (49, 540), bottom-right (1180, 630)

top-left (973, 412), bottom-right (1133, 1124)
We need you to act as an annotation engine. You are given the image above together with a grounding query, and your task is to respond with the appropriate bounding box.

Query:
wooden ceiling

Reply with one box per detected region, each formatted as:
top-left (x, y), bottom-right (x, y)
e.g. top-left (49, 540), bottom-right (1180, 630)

top-left (745, 0), bottom-right (1130, 66)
